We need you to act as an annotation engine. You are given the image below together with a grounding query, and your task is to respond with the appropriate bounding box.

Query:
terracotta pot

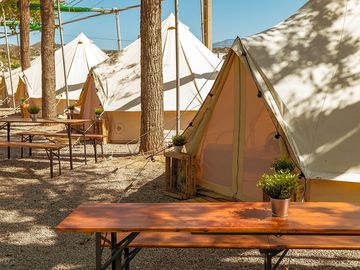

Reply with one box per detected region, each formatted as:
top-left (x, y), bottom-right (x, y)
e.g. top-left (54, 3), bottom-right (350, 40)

top-left (270, 198), bottom-right (290, 217)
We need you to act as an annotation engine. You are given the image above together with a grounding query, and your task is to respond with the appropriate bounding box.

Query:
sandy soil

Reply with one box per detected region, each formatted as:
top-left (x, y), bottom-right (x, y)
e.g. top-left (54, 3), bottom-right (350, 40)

top-left (0, 107), bottom-right (359, 270)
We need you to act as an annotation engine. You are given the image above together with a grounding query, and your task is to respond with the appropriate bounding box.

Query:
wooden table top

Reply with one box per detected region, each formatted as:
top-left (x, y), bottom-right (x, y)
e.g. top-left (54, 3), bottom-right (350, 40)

top-left (56, 202), bottom-right (360, 235)
top-left (0, 117), bottom-right (91, 125)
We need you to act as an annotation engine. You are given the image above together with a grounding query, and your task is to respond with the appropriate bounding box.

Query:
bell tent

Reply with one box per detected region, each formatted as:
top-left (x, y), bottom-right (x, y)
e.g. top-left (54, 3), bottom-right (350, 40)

top-left (183, 0), bottom-right (360, 202)
top-left (77, 14), bottom-right (222, 143)
top-left (16, 33), bottom-right (108, 113)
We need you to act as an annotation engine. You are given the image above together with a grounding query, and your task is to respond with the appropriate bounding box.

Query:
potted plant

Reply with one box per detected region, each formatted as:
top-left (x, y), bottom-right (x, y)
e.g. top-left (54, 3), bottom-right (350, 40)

top-left (272, 157), bottom-right (295, 173)
top-left (27, 105), bottom-right (40, 122)
top-left (68, 104), bottom-right (75, 113)
top-left (257, 159), bottom-right (299, 217)
top-left (95, 107), bottom-right (103, 119)
top-left (172, 134), bottom-right (186, 153)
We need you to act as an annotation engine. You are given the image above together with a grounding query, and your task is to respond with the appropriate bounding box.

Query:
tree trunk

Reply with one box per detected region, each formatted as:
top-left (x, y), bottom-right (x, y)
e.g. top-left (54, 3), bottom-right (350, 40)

top-left (139, 0), bottom-right (164, 153)
top-left (19, 0), bottom-right (31, 70)
top-left (40, 0), bottom-right (56, 118)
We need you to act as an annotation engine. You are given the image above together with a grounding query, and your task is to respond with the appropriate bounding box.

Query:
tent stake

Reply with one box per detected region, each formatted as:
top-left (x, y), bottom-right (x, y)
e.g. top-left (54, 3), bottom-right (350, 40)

top-left (57, 0), bottom-right (70, 107)
top-left (174, 0), bottom-right (180, 135)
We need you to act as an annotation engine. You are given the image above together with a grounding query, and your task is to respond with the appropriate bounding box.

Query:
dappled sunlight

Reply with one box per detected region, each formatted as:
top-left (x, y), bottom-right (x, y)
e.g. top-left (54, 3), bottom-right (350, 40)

top-left (243, 0), bottom-right (360, 180)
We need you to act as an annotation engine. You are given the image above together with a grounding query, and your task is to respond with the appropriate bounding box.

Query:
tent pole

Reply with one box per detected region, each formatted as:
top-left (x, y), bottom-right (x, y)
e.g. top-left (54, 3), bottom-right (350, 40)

top-left (174, 0), bottom-right (180, 135)
top-left (115, 11), bottom-right (121, 51)
top-left (57, 0), bottom-right (70, 107)
top-left (2, 6), bottom-right (16, 110)
top-left (200, 0), bottom-right (204, 43)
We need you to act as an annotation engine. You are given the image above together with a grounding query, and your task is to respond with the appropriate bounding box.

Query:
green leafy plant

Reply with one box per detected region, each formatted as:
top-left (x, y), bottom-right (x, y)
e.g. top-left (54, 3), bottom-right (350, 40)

top-left (257, 170), bottom-right (300, 199)
top-left (68, 104), bottom-right (75, 110)
top-left (172, 134), bottom-right (186, 146)
top-left (272, 157), bottom-right (295, 173)
top-left (95, 107), bottom-right (103, 116)
top-left (27, 105), bottom-right (40, 114)
top-left (20, 98), bottom-right (27, 104)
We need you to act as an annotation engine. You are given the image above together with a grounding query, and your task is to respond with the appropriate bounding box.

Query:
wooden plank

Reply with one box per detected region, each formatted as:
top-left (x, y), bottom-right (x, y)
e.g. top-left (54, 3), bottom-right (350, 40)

top-left (104, 232), bottom-right (360, 250)
top-left (56, 202), bottom-right (360, 235)
top-left (0, 141), bottom-right (65, 149)
top-left (0, 117), bottom-right (91, 124)
top-left (16, 131), bottom-right (106, 139)
top-left (164, 151), bottom-right (190, 160)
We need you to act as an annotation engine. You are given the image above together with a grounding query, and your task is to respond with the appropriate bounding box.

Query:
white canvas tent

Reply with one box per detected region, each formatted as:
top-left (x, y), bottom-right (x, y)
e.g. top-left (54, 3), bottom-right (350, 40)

top-left (16, 33), bottom-right (108, 113)
top-left (78, 14), bottom-right (222, 143)
top-left (184, 0), bottom-right (360, 202)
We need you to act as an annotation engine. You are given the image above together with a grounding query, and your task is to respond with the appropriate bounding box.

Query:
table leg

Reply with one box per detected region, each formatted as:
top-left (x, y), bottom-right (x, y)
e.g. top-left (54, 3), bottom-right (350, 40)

top-left (21, 135), bottom-right (24, 158)
top-left (260, 249), bottom-right (287, 270)
top-left (50, 150), bottom-right (54, 178)
top-left (93, 138), bottom-right (98, 163)
top-left (83, 123), bottom-right (87, 165)
top-left (100, 232), bottom-right (139, 270)
top-left (58, 149), bottom-right (61, 176)
top-left (29, 135), bottom-right (32, 157)
top-left (111, 232), bottom-right (121, 270)
top-left (67, 124), bottom-right (73, 169)
top-left (7, 123), bottom-right (10, 159)
top-left (95, 233), bottom-right (102, 270)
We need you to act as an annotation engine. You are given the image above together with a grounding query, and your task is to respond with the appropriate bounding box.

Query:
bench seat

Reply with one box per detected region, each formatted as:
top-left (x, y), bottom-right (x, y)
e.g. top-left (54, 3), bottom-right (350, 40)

top-left (0, 140), bottom-right (65, 178)
top-left (0, 140), bottom-right (66, 150)
top-left (17, 131), bottom-right (106, 162)
top-left (106, 232), bottom-right (360, 250)
top-left (16, 131), bottom-right (106, 139)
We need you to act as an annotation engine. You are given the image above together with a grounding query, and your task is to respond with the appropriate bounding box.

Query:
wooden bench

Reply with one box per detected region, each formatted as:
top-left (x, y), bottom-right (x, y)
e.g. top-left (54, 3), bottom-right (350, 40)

top-left (17, 131), bottom-right (106, 163)
top-left (0, 141), bottom-right (65, 178)
top-left (102, 232), bottom-right (360, 269)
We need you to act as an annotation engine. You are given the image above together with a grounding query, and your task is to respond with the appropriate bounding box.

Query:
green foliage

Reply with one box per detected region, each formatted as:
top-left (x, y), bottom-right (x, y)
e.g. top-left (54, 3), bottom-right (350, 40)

top-left (95, 107), bottom-right (103, 116)
top-left (272, 157), bottom-right (295, 173)
top-left (172, 134), bottom-right (186, 146)
top-left (1, 0), bottom-right (41, 24)
top-left (68, 104), bottom-right (75, 110)
top-left (27, 105), bottom-right (40, 114)
top-left (257, 169), bottom-right (300, 199)
top-left (20, 98), bottom-right (27, 104)
top-left (11, 62), bottom-right (20, 69)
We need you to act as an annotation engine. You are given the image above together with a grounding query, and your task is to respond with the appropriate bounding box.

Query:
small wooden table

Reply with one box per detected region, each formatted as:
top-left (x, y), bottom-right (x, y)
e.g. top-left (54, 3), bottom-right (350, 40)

top-left (0, 117), bottom-right (91, 169)
top-left (56, 202), bottom-right (360, 270)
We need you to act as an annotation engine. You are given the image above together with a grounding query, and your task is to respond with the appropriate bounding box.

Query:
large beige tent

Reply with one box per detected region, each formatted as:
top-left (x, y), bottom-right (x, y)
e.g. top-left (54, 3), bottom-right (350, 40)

top-left (78, 14), bottom-right (222, 143)
top-left (16, 33), bottom-right (108, 114)
top-left (184, 0), bottom-right (360, 202)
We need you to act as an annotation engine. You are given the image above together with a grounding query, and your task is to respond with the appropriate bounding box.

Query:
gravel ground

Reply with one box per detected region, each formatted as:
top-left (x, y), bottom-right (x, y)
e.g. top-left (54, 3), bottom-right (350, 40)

top-left (0, 107), bottom-right (360, 270)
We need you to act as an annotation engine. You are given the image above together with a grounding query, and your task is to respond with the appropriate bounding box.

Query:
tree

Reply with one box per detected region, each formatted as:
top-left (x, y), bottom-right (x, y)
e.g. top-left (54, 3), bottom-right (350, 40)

top-left (40, 0), bottom-right (56, 118)
top-left (139, 0), bottom-right (164, 153)
top-left (19, 0), bottom-right (31, 70)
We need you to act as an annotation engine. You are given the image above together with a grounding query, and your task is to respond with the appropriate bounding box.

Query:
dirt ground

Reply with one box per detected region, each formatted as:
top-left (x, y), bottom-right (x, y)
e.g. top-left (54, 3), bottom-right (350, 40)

top-left (0, 107), bottom-right (359, 270)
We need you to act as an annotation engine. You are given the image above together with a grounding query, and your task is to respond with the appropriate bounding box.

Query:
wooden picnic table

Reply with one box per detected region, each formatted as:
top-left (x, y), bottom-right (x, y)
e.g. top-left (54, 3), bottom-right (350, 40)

top-left (56, 202), bottom-right (360, 270)
top-left (0, 117), bottom-right (91, 169)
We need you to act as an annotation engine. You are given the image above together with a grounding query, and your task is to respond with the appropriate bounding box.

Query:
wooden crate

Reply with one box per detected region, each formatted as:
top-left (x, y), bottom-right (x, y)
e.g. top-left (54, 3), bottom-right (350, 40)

top-left (164, 151), bottom-right (196, 199)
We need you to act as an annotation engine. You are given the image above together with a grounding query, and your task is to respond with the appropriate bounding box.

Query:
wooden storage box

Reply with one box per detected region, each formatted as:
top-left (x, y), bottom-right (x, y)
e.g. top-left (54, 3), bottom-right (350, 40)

top-left (164, 151), bottom-right (196, 199)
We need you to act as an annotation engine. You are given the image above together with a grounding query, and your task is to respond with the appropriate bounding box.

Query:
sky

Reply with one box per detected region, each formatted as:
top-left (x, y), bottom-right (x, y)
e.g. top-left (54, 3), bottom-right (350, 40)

top-left (4, 0), bottom-right (307, 50)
